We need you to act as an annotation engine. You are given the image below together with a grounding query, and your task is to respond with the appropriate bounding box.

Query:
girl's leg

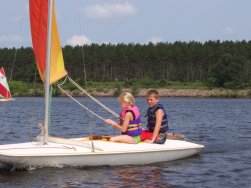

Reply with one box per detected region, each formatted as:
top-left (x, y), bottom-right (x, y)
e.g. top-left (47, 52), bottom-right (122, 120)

top-left (109, 135), bottom-right (137, 144)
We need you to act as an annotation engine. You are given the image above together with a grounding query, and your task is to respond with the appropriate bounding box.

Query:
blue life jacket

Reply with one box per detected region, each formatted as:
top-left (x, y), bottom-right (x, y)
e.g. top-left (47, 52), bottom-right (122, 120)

top-left (146, 103), bottom-right (168, 133)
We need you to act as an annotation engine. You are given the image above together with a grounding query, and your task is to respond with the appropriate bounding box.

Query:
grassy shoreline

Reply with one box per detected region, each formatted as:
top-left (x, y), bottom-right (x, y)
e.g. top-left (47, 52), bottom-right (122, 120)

top-left (9, 80), bottom-right (251, 98)
top-left (72, 88), bottom-right (251, 98)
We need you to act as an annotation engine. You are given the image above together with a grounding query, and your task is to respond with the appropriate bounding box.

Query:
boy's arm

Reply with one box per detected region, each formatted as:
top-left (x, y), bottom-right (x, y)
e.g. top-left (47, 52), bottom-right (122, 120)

top-left (149, 109), bottom-right (163, 143)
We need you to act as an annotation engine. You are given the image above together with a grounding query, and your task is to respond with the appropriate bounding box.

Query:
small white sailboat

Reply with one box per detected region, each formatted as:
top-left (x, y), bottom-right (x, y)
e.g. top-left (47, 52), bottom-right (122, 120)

top-left (0, 66), bottom-right (14, 103)
top-left (0, 135), bottom-right (204, 168)
top-left (0, 0), bottom-right (204, 169)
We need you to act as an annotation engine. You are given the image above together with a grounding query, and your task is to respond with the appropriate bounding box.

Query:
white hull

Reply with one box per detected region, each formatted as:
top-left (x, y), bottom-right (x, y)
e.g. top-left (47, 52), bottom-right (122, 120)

top-left (0, 98), bottom-right (14, 103)
top-left (0, 136), bottom-right (204, 168)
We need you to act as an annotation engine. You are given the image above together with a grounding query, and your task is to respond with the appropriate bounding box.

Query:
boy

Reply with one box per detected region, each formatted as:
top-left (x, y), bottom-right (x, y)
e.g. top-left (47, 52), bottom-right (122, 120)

top-left (140, 89), bottom-right (168, 144)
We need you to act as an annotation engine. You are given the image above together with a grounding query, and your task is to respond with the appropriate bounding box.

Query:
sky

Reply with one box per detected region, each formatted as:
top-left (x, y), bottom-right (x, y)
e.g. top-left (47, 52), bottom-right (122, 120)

top-left (0, 0), bottom-right (251, 48)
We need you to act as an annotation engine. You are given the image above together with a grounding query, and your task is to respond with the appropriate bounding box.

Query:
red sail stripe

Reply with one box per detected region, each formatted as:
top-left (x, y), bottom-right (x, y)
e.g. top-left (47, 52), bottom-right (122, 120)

top-left (0, 67), bottom-right (11, 99)
top-left (0, 84), bottom-right (11, 98)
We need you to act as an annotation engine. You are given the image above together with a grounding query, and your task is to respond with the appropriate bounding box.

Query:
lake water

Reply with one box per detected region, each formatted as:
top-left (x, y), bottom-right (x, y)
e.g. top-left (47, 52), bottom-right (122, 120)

top-left (0, 97), bottom-right (250, 187)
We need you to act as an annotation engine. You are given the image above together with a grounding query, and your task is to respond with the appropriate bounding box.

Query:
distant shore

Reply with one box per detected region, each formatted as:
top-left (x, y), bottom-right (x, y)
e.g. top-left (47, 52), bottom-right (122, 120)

top-left (67, 88), bottom-right (251, 98)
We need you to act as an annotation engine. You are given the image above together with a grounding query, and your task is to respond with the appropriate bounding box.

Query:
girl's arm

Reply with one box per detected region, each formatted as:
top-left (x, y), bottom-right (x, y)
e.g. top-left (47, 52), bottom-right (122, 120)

top-left (105, 112), bottom-right (132, 132)
top-left (120, 112), bottom-right (132, 132)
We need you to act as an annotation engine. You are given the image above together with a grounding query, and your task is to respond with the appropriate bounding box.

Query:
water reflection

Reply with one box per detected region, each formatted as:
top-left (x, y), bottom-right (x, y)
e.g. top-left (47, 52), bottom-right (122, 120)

top-left (103, 166), bottom-right (174, 188)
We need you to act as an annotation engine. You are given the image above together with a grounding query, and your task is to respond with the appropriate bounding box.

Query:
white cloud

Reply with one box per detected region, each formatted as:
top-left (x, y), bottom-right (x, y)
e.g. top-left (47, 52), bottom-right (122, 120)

top-left (100, 41), bottom-right (110, 45)
top-left (222, 26), bottom-right (235, 35)
top-left (148, 36), bottom-right (163, 44)
top-left (66, 35), bottom-right (92, 46)
top-left (0, 35), bottom-right (23, 44)
top-left (84, 2), bottom-right (137, 19)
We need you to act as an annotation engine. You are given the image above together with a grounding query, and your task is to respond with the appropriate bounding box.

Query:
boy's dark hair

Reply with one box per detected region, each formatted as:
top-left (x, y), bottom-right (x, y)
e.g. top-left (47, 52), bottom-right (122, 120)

top-left (146, 89), bottom-right (159, 99)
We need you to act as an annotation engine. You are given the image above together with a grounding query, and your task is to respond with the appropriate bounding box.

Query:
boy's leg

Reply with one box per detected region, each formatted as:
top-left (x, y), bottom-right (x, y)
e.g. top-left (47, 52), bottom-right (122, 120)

top-left (154, 133), bottom-right (167, 144)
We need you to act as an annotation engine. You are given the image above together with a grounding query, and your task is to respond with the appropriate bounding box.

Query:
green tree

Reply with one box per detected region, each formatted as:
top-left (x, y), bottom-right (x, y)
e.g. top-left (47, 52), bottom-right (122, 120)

top-left (208, 53), bottom-right (245, 88)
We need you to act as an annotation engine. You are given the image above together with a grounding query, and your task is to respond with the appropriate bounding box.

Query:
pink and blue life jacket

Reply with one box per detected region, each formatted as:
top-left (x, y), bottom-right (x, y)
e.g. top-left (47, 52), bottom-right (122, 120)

top-left (120, 105), bottom-right (142, 137)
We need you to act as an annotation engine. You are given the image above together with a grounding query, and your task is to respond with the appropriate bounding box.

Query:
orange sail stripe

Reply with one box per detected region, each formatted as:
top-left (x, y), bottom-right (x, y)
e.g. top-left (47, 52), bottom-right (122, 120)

top-left (29, 0), bottom-right (67, 84)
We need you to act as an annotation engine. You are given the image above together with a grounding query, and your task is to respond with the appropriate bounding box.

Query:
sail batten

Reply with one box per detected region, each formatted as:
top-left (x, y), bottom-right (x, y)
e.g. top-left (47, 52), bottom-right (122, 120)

top-left (29, 0), bottom-right (67, 85)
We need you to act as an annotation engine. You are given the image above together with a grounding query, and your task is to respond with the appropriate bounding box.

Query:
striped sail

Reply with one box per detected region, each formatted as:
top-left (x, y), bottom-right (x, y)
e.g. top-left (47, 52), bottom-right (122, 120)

top-left (0, 67), bottom-right (12, 99)
top-left (29, 0), bottom-right (67, 84)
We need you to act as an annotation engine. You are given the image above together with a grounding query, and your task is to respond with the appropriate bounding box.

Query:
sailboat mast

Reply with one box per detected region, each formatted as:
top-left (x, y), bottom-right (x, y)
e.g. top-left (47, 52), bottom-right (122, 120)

top-left (43, 0), bottom-right (54, 144)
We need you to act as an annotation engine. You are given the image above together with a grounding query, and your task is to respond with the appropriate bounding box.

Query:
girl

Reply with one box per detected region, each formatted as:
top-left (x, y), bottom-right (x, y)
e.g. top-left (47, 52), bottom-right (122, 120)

top-left (105, 92), bottom-right (142, 144)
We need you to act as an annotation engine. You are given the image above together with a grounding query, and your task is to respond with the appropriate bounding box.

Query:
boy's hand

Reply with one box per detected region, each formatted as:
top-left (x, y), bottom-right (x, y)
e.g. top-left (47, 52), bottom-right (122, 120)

top-left (145, 139), bottom-right (154, 144)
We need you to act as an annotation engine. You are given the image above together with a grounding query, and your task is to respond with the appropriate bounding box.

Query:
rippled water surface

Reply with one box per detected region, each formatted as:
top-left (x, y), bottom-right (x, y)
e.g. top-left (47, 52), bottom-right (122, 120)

top-left (0, 97), bottom-right (250, 187)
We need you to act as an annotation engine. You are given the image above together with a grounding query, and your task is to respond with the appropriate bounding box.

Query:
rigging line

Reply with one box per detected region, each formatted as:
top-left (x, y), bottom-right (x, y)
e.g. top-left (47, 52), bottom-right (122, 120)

top-left (9, 48), bottom-right (17, 81)
top-left (9, 2), bottom-right (27, 81)
top-left (57, 83), bottom-right (107, 122)
top-left (30, 68), bottom-right (38, 142)
top-left (75, 0), bottom-right (87, 89)
top-left (75, 0), bottom-right (93, 151)
top-left (67, 76), bottom-right (120, 118)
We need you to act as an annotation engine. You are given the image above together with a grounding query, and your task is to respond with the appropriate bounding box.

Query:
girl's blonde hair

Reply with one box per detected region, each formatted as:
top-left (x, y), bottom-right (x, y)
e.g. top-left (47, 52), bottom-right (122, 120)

top-left (119, 92), bottom-right (135, 105)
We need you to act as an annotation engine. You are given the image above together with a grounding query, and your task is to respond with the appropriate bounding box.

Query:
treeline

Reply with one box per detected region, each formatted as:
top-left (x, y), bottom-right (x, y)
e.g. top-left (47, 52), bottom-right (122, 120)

top-left (0, 40), bottom-right (251, 88)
